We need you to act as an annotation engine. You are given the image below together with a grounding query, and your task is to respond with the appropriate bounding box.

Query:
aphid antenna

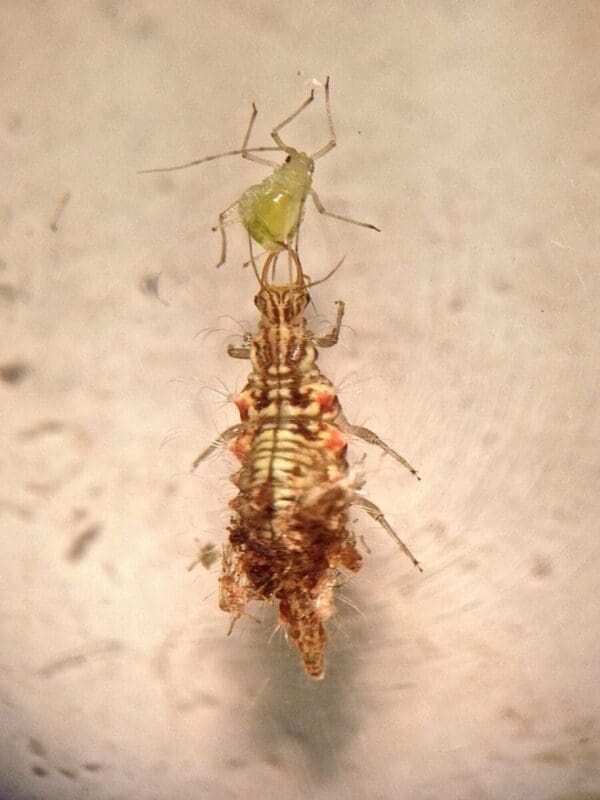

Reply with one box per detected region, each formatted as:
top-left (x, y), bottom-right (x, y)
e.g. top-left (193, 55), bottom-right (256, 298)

top-left (138, 146), bottom-right (284, 175)
top-left (309, 76), bottom-right (337, 161)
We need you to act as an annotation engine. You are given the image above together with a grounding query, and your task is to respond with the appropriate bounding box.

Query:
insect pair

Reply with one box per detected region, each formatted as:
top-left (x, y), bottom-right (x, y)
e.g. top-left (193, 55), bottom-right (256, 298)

top-left (148, 79), bottom-right (421, 678)
top-left (140, 78), bottom-right (379, 270)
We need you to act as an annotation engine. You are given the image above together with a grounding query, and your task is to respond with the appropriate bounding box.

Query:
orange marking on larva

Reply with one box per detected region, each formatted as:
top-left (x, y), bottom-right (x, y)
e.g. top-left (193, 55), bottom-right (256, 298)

top-left (317, 390), bottom-right (336, 413)
top-left (323, 426), bottom-right (346, 454)
top-left (234, 396), bottom-right (251, 420)
top-left (230, 435), bottom-right (249, 461)
top-left (193, 249), bottom-right (422, 680)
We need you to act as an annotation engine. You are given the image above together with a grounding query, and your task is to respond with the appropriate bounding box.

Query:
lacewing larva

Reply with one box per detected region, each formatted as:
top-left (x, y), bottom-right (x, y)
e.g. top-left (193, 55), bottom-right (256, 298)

top-left (192, 250), bottom-right (420, 679)
top-left (140, 78), bottom-right (379, 268)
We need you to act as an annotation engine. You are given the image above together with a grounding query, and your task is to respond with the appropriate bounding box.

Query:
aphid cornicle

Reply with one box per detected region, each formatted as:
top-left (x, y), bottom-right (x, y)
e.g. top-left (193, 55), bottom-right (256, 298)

top-left (193, 251), bottom-right (421, 680)
top-left (140, 78), bottom-right (379, 267)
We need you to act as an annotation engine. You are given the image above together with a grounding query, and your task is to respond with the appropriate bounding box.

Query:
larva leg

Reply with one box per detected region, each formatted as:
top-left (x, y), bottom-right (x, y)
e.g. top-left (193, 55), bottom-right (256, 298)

top-left (240, 103), bottom-right (280, 167)
top-left (314, 300), bottom-right (345, 348)
top-left (191, 423), bottom-right (244, 471)
top-left (309, 188), bottom-right (380, 232)
top-left (227, 343), bottom-right (251, 359)
top-left (271, 88), bottom-right (315, 152)
top-left (354, 495), bottom-right (423, 572)
top-left (336, 412), bottom-right (420, 480)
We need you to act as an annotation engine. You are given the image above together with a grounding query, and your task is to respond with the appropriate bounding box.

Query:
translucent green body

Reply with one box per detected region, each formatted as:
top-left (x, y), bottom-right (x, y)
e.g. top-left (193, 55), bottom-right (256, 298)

top-left (238, 150), bottom-right (313, 251)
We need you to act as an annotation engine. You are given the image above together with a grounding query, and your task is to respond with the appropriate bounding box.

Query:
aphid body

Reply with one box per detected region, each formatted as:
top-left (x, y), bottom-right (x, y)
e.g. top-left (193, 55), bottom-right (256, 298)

top-left (238, 150), bottom-right (313, 253)
top-left (195, 251), bottom-right (421, 679)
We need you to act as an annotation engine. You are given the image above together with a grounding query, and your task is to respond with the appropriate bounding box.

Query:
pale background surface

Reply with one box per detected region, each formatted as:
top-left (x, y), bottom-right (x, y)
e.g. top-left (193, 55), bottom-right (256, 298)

top-left (1, 3), bottom-right (599, 799)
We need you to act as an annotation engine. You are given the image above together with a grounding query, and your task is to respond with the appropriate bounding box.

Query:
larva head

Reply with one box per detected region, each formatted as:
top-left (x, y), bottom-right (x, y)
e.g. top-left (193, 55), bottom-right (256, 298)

top-left (254, 251), bottom-right (310, 325)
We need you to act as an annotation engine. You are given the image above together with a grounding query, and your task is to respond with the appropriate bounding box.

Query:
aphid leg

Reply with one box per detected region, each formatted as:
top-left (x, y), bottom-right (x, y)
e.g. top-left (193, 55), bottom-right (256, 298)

top-left (247, 233), bottom-right (259, 276)
top-left (354, 495), bottom-right (423, 572)
top-left (293, 225), bottom-right (301, 260)
top-left (314, 300), bottom-right (345, 348)
top-left (271, 88), bottom-right (316, 151)
top-left (336, 412), bottom-right (420, 480)
top-left (309, 187), bottom-right (381, 233)
top-left (212, 200), bottom-right (239, 268)
top-left (311, 76), bottom-right (336, 160)
top-left (240, 103), bottom-right (281, 167)
top-left (190, 423), bottom-right (244, 471)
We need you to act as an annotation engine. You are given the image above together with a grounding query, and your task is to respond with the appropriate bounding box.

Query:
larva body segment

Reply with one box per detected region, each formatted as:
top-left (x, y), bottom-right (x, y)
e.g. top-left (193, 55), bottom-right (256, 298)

top-left (195, 251), bottom-right (420, 679)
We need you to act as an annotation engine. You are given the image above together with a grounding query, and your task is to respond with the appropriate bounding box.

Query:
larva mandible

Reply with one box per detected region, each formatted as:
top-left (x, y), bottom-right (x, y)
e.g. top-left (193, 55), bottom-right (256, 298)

top-left (193, 250), bottom-right (421, 679)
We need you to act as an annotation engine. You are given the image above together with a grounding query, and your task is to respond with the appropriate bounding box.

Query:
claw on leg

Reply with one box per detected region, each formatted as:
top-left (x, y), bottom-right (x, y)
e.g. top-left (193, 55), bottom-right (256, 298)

top-left (354, 495), bottom-right (422, 572)
top-left (337, 413), bottom-right (420, 480)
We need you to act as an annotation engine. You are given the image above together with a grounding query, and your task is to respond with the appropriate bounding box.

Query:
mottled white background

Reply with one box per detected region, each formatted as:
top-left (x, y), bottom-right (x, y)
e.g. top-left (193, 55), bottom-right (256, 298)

top-left (1, 2), bottom-right (599, 799)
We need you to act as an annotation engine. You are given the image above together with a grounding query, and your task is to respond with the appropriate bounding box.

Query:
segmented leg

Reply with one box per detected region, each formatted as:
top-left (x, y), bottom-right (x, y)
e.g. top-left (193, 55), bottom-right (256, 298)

top-left (225, 324), bottom-right (252, 359)
top-left (336, 412), bottom-right (420, 480)
top-left (191, 424), bottom-right (244, 471)
top-left (311, 76), bottom-right (336, 160)
top-left (313, 300), bottom-right (345, 348)
top-left (354, 495), bottom-right (423, 572)
top-left (212, 105), bottom-right (283, 268)
top-left (240, 103), bottom-right (280, 168)
top-left (212, 200), bottom-right (240, 268)
top-left (227, 343), bottom-right (251, 359)
top-left (310, 187), bottom-right (380, 233)
top-left (271, 88), bottom-right (316, 152)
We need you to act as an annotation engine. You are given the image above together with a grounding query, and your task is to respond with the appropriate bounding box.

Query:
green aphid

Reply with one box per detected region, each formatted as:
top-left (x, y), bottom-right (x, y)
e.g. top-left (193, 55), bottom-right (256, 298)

top-left (140, 78), bottom-right (379, 268)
